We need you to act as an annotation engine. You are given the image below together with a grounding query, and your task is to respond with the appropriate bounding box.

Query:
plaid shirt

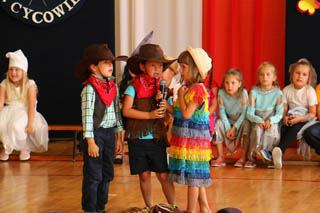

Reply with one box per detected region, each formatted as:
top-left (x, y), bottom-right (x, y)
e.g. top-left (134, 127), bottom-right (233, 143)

top-left (81, 76), bottom-right (123, 138)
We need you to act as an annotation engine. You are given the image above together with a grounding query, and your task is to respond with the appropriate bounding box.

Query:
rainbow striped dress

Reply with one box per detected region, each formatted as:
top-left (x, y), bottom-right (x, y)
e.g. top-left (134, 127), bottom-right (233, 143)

top-left (168, 84), bottom-right (212, 187)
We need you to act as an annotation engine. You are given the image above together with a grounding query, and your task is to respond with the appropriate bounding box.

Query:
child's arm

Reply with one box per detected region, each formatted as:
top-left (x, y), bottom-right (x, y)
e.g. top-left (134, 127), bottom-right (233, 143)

top-left (288, 105), bottom-right (316, 125)
top-left (122, 95), bottom-right (165, 119)
top-left (218, 96), bottom-right (232, 132)
top-left (282, 103), bottom-right (289, 126)
top-left (81, 86), bottom-right (99, 158)
top-left (115, 132), bottom-right (123, 154)
top-left (208, 87), bottom-right (218, 115)
top-left (246, 92), bottom-right (264, 129)
top-left (0, 85), bottom-right (5, 111)
top-left (87, 138), bottom-right (99, 158)
top-left (178, 85), bottom-right (200, 120)
top-left (265, 95), bottom-right (283, 129)
top-left (25, 84), bottom-right (37, 134)
top-left (231, 93), bottom-right (249, 135)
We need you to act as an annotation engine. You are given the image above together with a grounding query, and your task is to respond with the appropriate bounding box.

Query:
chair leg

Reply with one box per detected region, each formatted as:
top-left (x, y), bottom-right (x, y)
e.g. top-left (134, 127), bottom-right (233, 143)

top-left (72, 131), bottom-right (78, 162)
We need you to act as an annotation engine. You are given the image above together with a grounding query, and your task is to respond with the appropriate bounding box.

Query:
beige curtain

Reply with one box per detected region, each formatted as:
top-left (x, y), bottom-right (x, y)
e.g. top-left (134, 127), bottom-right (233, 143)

top-left (114, 0), bottom-right (202, 82)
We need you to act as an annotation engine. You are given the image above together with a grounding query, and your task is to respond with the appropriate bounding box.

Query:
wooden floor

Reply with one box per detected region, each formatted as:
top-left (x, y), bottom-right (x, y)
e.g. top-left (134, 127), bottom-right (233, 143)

top-left (0, 140), bottom-right (320, 213)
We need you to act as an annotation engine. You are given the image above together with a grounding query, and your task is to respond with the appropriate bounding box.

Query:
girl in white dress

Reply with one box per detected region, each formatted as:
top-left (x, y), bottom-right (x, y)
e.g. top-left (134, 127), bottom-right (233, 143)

top-left (0, 49), bottom-right (49, 161)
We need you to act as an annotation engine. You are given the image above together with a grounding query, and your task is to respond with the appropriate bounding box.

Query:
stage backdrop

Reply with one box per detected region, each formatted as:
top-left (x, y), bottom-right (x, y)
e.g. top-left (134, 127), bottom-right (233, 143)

top-left (285, 0), bottom-right (320, 85)
top-left (0, 0), bottom-right (116, 132)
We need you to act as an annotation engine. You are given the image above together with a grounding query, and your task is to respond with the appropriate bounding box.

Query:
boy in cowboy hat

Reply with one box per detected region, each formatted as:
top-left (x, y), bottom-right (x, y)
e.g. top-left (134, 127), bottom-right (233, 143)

top-left (74, 43), bottom-right (127, 213)
top-left (122, 43), bottom-right (177, 210)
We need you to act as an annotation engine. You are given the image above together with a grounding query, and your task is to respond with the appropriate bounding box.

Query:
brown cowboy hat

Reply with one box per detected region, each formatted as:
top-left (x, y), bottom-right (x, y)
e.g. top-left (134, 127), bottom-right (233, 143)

top-left (74, 43), bottom-right (128, 81)
top-left (127, 43), bottom-right (176, 75)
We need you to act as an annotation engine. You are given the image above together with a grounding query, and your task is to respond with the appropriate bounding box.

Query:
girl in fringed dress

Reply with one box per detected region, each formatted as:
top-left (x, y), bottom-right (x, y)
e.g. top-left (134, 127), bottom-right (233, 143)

top-left (168, 46), bottom-right (212, 213)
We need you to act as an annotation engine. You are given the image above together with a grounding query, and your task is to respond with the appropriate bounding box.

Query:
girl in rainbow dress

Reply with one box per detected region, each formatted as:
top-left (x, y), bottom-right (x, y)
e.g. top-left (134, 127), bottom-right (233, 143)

top-left (167, 46), bottom-right (212, 213)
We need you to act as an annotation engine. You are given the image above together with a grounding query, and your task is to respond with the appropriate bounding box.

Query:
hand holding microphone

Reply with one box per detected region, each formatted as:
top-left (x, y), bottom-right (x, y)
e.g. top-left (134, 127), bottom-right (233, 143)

top-left (159, 79), bottom-right (167, 100)
top-left (156, 79), bottom-right (167, 114)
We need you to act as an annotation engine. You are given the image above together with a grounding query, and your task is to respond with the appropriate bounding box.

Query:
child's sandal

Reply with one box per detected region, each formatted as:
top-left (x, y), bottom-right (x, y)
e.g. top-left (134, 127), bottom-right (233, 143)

top-left (244, 160), bottom-right (256, 168)
top-left (234, 159), bottom-right (245, 168)
top-left (211, 156), bottom-right (226, 167)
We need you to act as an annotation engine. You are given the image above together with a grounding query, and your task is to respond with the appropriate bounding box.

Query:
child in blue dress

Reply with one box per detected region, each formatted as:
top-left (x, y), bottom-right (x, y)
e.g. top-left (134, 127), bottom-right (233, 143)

top-left (168, 46), bottom-right (212, 213)
top-left (247, 62), bottom-right (283, 168)
top-left (212, 68), bottom-right (250, 168)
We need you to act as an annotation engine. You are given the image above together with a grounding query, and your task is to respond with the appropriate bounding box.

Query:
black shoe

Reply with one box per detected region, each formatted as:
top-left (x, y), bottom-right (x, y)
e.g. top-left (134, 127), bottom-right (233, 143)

top-left (114, 154), bottom-right (123, 164)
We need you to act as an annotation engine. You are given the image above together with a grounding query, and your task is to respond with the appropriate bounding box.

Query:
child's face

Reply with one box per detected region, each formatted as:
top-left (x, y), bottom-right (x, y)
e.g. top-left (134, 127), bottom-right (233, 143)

top-left (139, 61), bottom-right (163, 79)
top-left (8, 66), bottom-right (24, 85)
top-left (91, 60), bottom-right (113, 78)
top-left (179, 63), bottom-right (191, 83)
top-left (258, 66), bottom-right (276, 88)
top-left (292, 64), bottom-right (309, 89)
top-left (224, 74), bottom-right (241, 96)
top-left (162, 68), bottom-right (175, 86)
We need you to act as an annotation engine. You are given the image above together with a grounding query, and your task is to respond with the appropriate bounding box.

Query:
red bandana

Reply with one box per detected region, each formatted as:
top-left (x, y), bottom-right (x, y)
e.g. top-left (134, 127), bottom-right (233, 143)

top-left (83, 75), bottom-right (116, 107)
top-left (134, 74), bottom-right (160, 98)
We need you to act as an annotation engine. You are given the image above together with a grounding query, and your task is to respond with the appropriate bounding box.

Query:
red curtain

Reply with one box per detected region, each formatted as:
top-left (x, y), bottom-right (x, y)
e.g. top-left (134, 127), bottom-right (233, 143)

top-left (202, 0), bottom-right (286, 90)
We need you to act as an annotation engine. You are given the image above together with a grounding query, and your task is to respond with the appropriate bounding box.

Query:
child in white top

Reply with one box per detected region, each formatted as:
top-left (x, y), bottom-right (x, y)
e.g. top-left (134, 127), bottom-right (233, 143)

top-left (272, 58), bottom-right (317, 169)
top-left (0, 50), bottom-right (49, 161)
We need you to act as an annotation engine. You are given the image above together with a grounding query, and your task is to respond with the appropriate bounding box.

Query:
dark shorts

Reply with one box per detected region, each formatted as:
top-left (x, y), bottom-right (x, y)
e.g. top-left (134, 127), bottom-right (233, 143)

top-left (128, 139), bottom-right (168, 175)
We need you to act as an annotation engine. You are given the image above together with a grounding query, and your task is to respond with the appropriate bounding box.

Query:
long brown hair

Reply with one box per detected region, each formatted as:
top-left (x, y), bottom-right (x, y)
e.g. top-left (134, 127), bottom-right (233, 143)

top-left (221, 68), bottom-right (245, 97)
top-left (288, 58), bottom-right (317, 88)
top-left (178, 51), bottom-right (203, 85)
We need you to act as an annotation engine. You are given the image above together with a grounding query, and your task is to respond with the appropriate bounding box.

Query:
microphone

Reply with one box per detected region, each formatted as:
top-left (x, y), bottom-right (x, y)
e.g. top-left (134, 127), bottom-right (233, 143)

top-left (159, 79), bottom-right (167, 100)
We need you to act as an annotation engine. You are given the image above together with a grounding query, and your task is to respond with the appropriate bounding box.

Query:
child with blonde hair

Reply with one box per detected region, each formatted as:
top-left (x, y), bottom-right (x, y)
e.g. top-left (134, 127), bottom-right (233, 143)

top-left (247, 62), bottom-right (283, 168)
top-left (0, 49), bottom-right (48, 161)
top-left (212, 68), bottom-right (250, 168)
top-left (167, 46), bottom-right (212, 213)
top-left (272, 58), bottom-right (317, 169)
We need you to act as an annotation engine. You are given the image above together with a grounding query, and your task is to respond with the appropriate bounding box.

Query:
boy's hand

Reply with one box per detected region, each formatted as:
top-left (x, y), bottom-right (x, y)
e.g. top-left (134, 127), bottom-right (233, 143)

top-left (158, 99), bottom-right (167, 109)
top-left (87, 139), bottom-right (99, 158)
top-left (150, 107), bottom-right (166, 119)
top-left (155, 90), bottom-right (162, 101)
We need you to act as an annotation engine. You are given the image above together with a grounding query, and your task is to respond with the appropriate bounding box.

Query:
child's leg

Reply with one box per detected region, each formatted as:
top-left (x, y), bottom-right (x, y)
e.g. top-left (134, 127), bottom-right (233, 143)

top-left (278, 123), bottom-right (306, 154)
top-left (303, 123), bottom-right (320, 154)
top-left (156, 172), bottom-right (176, 205)
top-left (96, 128), bottom-right (116, 212)
top-left (241, 135), bottom-right (249, 161)
top-left (0, 148), bottom-right (9, 161)
top-left (139, 171), bottom-right (153, 207)
top-left (211, 143), bottom-right (225, 167)
top-left (187, 186), bottom-right (199, 213)
top-left (234, 135), bottom-right (249, 167)
top-left (198, 186), bottom-right (211, 213)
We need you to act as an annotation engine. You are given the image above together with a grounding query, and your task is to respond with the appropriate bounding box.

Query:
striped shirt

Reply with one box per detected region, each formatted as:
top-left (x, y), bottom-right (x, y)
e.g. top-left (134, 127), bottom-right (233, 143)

top-left (81, 76), bottom-right (123, 138)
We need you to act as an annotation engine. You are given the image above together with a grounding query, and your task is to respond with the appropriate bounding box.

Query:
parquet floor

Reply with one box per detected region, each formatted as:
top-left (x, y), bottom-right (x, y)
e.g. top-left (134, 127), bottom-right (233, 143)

top-left (0, 140), bottom-right (320, 213)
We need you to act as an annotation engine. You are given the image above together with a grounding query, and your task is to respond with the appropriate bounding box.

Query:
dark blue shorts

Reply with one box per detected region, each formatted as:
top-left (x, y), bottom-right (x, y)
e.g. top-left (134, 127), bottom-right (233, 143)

top-left (128, 139), bottom-right (168, 175)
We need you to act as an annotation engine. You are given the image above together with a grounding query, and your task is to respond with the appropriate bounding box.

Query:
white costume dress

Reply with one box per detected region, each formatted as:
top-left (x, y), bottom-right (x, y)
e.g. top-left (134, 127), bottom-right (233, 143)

top-left (0, 79), bottom-right (49, 154)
